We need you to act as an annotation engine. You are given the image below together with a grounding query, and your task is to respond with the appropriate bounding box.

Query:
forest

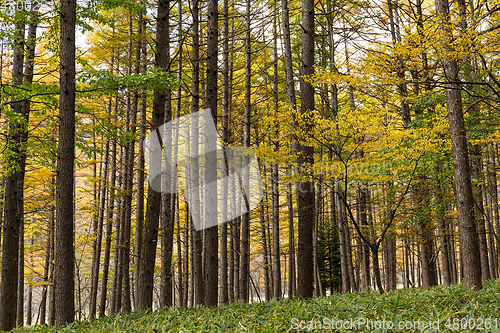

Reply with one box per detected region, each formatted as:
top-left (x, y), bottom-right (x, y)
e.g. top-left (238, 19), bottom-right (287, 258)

top-left (0, 0), bottom-right (500, 330)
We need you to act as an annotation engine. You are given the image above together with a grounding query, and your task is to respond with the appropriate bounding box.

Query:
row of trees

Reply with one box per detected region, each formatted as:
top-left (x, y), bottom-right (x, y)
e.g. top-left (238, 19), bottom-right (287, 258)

top-left (1, 0), bottom-right (500, 330)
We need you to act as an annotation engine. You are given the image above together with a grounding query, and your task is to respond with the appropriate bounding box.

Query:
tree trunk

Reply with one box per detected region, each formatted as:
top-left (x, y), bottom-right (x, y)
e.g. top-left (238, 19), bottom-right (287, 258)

top-left (55, 0), bottom-right (77, 324)
top-left (99, 98), bottom-right (117, 316)
top-left (471, 145), bottom-right (490, 281)
top-left (239, 0), bottom-right (252, 303)
top-left (436, 164), bottom-right (452, 286)
top-left (134, 11), bottom-right (146, 311)
top-left (485, 167), bottom-right (497, 279)
top-left (487, 145), bottom-right (500, 278)
top-left (160, 3), bottom-right (174, 308)
top-left (175, 1), bottom-right (185, 307)
top-left (137, 0), bottom-right (169, 310)
top-left (370, 245), bottom-right (385, 293)
top-left (287, 172), bottom-right (296, 298)
top-left (204, 0), bottom-right (219, 307)
top-left (358, 187), bottom-right (371, 290)
top-left (190, 0), bottom-right (204, 306)
top-left (494, 145), bottom-right (500, 277)
top-left (89, 128), bottom-right (109, 318)
top-left (281, 0), bottom-right (296, 108)
top-left (39, 190), bottom-right (53, 324)
top-left (296, 0), bottom-right (315, 300)
top-left (219, 0), bottom-right (229, 305)
top-left (0, 19), bottom-right (25, 332)
top-left (17, 191), bottom-right (24, 328)
top-left (434, 0), bottom-right (482, 291)
top-left (17, 14), bottom-right (37, 327)
top-left (111, 146), bottom-right (123, 314)
top-left (271, 0), bottom-right (281, 299)
top-left (47, 172), bottom-right (56, 325)
top-left (387, 0), bottom-right (410, 127)
top-left (259, 202), bottom-right (271, 301)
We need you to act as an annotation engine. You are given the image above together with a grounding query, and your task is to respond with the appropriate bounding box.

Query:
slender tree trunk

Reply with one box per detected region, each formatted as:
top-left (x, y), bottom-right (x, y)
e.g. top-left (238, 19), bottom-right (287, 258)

top-left (487, 145), bottom-right (500, 278)
top-left (39, 199), bottom-right (53, 324)
top-left (296, 0), bottom-right (315, 300)
top-left (436, 165), bottom-right (452, 286)
top-left (48, 172), bottom-right (56, 325)
top-left (204, 0), bottom-right (219, 307)
top-left (287, 172), bottom-right (296, 298)
top-left (336, 186), bottom-right (350, 292)
top-left (239, 0), bottom-right (252, 303)
top-left (175, 1), bottom-right (184, 307)
top-left (134, 12), bottom-right (146, 311)
top-left (17, 14), bottom-right (37, 327)
top-left (219, 0), bottom-right (230, 305)
top-left (190, 0), bottom-right (204, 306)
top-left (119, 15), bottom-right (138, 314)
top-left (0, 19), bottom-right (25, 332)
top-left (99, 97), bottom-right (118, 317)
top-left (111, 146), bottom-right (124, 314)
top-left (494, 145), bottom-right (500, 277)
top-left (471, 146), bottom-right (490, 280)
top-left (359, 187), bottom-right (371, 290)
top-left (17, 189), bottom-right (24, 328)
top-left (89, 132), bottom-right (109, 318)
top-left (259, 203), bottom-right (271, 301)
top-left (271, 0), bottom-right (281, 299)
top-left (160, 3), bottom-right (174, 308)
top-left (387, 0), bottom-right (410, 127)
top-left (485, 159), bottom-right (497, 279)
top-left (281, 0), bottom-right (296, 108)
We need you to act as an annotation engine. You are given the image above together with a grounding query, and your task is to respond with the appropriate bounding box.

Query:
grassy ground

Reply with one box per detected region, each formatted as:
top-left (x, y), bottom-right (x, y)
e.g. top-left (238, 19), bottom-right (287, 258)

top-left (13, 280), bottom-right (500, 332)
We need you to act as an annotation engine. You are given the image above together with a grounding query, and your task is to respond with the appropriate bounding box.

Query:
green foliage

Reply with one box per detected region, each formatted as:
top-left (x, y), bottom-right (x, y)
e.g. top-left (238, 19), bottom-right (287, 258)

top-left (317, 221), bottom-right (341, 292)
top-left (78, 67), bottom-right (176, 94)
top-left (13, 281), bottom-right (500, 332)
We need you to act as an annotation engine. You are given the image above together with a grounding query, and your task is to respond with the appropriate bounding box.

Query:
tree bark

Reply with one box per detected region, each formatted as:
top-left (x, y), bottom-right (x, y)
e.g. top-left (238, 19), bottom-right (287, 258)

top-left (54, 0), bottom-right (77, 324)
top-left (271, 0), bottom-right (281, 299)
top-left (219, 0), bottom-right (229, 305)
top-left (99, 98), bottom-right (118, 317)
top-left (160, 3), bottom-right (174, 308)
top-left (434, 0), bottom-right (482, 291)
top-left (190, 0), bottom-right (204, 306)
top-left (134, 11), bottom-right (147, 311)
top-left (358, 187), bottom-right (370, 290)
top-left (0, 18), bottom-right (25, 332)
top-left (259, 203), bottom-right (271, 301)
top-left (239, 0), bottom-right (252, 303)
top-left (137, 0), bottom-right (169, 310)
top-left (287, 172), bottom-right (296, 298)
top-left (471, 146), bottom-right (490, 280)
top-left (204, 0), bottom-right (219, 307)
top-left (296, 0), bottom-right (315, 299)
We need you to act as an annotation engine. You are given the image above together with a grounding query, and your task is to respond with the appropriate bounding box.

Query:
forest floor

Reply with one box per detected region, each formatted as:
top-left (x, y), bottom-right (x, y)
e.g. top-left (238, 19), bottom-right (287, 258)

top-left (13, 280), bottom-right (500, 332)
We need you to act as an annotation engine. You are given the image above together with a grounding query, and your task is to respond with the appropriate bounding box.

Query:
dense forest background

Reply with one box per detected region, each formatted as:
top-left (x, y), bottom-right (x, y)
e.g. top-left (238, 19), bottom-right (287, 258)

top-left (1, 0), bottom-right (500, 329)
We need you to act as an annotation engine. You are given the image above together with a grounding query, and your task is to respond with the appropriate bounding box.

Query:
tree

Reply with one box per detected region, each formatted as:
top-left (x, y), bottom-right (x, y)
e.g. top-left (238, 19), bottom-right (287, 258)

top-left (0, 13), bottom-right (26, 333)
top-left (297, 0), bottom-right (315, 299)
top-left (433, 0), bottom-right (482, 291)
top-left (54, 0), bottom-right (77, 324)
top-left (137, 0), bottom-right (169, 310)
top-left (239, 0), bottom-right (251, 303)
top-left (204, 0), bottom-right (219, 307)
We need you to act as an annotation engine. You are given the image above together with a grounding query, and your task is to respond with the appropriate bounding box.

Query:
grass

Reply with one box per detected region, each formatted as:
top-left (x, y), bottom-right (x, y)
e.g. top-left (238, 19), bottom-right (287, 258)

top-left (13, 280), bottom-right (500, 332)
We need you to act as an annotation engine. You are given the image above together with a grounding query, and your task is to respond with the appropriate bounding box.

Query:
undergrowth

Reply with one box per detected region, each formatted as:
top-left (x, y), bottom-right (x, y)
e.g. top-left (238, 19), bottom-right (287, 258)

top-left (13, 280), bottom-right (500, 332)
